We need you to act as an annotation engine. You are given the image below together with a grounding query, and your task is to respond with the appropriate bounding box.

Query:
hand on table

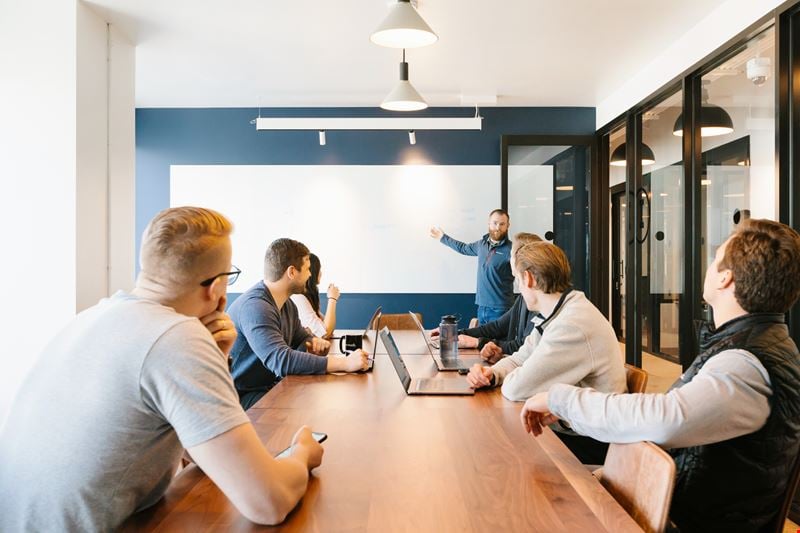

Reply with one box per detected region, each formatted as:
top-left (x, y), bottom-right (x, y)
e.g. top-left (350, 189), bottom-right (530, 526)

top-left (306, 337), bottom-right (331, 356)
top-left (458, 334), bottom-right (479, 349)
top-left (519, 393), bottom-right (560, 437)
top-left (480, 341), bottom-right (504, 363)
top-left (290, 426), bottom-right (324, 470)
top-left (200, 296), bottom-right (237, 356)
top-left (429, 226), bottom-right (444, 240)
top-left (344, 349), bottom-right (369, 372)
top-left (465, 364), bottom-right (494, 389)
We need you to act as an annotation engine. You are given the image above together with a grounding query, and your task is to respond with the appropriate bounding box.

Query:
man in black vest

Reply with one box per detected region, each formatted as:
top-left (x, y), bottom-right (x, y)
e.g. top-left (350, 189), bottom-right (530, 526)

top-left (518, 218), bottom-right (800, 532)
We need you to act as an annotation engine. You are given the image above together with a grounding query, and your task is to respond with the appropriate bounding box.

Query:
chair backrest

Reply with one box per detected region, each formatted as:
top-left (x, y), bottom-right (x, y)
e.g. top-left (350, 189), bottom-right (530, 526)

top-left (468, 317), bottom-right (479, 328)
top-left (624, 363), bottom-right (649, 393)
top-left (375, 313), bottom-right (423, 330)
top-left (600, 441), bottom-right (675, 533)
top-left (768, 450), bottom-right (800, 532)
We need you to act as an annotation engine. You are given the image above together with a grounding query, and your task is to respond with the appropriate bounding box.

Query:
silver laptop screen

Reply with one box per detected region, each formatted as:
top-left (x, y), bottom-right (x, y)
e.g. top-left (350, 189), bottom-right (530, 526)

top-left (379, 327), bottom-right (411, 391)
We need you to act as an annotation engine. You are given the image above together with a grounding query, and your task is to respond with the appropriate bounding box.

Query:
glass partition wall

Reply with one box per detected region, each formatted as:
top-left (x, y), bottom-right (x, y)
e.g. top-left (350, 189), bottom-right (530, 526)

top-left (699, 25), bottom-right (776, 323)
top-left (604, 21), bottom-right (781, 369)
top-left (640, 91), bottom-right (684, 362)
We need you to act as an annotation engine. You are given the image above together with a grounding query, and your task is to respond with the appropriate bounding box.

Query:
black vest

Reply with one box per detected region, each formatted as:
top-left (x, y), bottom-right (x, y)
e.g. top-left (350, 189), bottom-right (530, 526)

top-left (669, 313), bottom-right (800, 533)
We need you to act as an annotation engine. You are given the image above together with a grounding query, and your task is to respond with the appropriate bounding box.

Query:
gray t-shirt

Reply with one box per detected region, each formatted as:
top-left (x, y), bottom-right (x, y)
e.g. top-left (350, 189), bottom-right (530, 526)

top-left (0, 292), bottom-right (250, 532)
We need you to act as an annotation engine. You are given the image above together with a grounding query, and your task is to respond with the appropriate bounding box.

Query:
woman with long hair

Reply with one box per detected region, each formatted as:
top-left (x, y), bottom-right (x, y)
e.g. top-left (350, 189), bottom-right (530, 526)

top-left (290, 253), bottom-right (339, 338)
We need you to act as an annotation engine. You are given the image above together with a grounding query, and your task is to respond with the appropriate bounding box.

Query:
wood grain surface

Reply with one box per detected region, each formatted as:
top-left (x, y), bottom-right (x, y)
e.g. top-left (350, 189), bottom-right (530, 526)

top-left (122, 331), bottom-right (641, 532)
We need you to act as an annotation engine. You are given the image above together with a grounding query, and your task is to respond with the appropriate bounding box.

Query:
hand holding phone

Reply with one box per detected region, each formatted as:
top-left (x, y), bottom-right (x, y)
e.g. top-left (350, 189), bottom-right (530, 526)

top-left (275, 430), bottom-right (327, 459)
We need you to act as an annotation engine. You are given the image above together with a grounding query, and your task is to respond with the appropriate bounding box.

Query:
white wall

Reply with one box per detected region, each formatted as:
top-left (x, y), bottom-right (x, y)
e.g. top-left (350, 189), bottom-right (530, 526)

top-left (0, 0), bottom-right (78, 425)
top-left (0, 0), bottom-right (135, 427)
top-left (597, 0), bottom-right (785, 128)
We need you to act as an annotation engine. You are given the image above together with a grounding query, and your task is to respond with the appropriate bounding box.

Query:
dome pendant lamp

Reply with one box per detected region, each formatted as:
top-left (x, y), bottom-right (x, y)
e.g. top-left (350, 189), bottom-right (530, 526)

top-left (672, 104), bottom-right (734, 137)
top-left (610, 143), bottom-right (656, 167)
top-left (370, 0), bottom-right (438, 49)
top-left (672, 83), bottom-right (734, 137)
top-left (381, 49), bottom-right (427, 111)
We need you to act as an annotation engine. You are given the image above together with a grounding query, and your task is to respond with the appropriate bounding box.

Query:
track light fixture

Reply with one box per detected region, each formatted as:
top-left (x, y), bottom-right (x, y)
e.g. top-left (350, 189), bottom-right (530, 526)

top-left (408, 130), bottom-right (416, 145)
top-left (319, 130), bottom-right (326, 146)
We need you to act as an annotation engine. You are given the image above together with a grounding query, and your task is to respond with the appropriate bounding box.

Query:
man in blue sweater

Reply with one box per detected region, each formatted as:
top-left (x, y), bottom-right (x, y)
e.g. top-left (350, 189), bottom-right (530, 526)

top-left (430, 209), bottom-right (514, 324)
top-left (229, 238), bottom-right (368, 409)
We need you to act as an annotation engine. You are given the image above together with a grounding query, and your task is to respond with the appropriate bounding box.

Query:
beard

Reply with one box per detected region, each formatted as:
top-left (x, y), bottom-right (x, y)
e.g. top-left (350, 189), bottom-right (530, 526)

top-left (489, 229), bottom-right (507, 242)
top-left (290, 278), bottom-right (308, 295)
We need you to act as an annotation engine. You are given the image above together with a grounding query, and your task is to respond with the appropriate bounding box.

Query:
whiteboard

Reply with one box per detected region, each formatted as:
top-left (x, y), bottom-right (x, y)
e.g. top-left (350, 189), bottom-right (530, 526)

top-left (170, 165), bottom-right (500, 293)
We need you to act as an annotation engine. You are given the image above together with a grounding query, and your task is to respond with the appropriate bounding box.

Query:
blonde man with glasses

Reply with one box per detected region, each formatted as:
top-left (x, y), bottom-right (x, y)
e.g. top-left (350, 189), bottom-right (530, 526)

top-left (0, 207), bottom-right (324, 531)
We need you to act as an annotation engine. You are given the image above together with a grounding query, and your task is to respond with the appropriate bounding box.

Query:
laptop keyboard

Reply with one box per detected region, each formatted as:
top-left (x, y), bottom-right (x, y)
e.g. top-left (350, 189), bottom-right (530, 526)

top-left (419, 378), bottom-right (446, 391)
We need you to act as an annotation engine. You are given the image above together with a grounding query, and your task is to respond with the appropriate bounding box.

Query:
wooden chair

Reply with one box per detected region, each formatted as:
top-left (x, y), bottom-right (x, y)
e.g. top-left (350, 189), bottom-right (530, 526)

top-left (625, 363), bottom-right (649, 393)
top-left (768, 451), bottom-right (800, 532)
top-left (597, 441), bottom-right (675, 533)
top-left (373, 312), bottom-right (422, 330)
top-left (468, 317), bottom-right (479, 328)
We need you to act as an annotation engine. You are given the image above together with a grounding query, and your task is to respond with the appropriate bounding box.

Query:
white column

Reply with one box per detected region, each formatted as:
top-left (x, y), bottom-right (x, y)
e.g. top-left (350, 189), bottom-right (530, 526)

top-left (0, 0), bottom-right (135, 426)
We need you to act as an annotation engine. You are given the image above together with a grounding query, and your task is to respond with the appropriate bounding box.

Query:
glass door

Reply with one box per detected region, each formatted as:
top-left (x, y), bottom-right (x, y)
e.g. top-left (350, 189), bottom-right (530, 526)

top-left (501, 136), bottom-right (596, 294)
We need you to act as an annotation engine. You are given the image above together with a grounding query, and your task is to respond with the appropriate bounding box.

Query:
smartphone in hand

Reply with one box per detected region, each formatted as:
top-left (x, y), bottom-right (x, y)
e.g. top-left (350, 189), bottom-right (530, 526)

top-left (275, 431), bottom-right (328, 459)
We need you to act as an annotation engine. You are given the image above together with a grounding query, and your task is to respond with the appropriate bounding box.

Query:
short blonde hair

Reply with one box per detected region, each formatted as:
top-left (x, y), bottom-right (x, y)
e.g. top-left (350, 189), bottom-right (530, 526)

top-left (514, 241), bottom-right (572, 294)
top-left (513, 232), bottom-right (542, 247)
top-left (139, 206), bottom-right (233, 288)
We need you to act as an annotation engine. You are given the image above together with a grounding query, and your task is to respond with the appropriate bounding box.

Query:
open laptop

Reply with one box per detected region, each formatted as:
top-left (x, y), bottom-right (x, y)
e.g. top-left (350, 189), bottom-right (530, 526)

top-left (407, 311), bottom-right (485, 371)
top-left (363, 307), bottom-right (382, 372)
top-left (380, 327), bottom-right (474, 396)
top-left (362, 306), bottom-right (382, 339)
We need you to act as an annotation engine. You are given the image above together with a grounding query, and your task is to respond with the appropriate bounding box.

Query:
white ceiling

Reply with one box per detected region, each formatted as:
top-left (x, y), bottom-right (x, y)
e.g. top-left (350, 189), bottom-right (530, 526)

top-left (86, 0), bottom-right (730, 109)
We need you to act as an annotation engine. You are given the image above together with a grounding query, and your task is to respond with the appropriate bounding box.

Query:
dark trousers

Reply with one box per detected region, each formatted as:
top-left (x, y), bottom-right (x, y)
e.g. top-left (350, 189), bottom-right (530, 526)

top-left (554, 431), bottom-right (610, 465)
top-left (239, 389), bottom-right (268, 410)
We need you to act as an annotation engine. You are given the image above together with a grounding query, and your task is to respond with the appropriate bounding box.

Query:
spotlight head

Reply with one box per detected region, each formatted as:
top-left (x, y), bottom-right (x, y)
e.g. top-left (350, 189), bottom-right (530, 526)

top-left (408, 130), bottom-right (416, 145)
top-left (319, 130), bottom-right (326, 146)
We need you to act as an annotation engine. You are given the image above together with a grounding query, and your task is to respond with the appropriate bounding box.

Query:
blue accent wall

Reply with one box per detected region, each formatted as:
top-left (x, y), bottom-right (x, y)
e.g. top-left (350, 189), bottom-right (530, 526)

top-left (136, 106), bottom-right (595, 328)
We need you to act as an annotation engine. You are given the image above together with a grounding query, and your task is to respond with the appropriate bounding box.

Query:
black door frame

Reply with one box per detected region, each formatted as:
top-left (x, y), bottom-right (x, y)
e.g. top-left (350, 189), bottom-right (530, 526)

top-left (610, 182), bottom-right (627, 339)
top-left (500, 135), bottom-right (601, 305)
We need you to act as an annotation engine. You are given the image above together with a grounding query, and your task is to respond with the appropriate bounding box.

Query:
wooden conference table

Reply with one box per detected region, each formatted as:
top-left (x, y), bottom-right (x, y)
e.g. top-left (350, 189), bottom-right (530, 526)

top-left (123, 330), bottom-right (640, 532)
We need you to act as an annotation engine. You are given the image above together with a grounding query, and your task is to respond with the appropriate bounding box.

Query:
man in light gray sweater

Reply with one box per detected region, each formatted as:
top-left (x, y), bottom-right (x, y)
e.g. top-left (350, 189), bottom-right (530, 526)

top-left (519, 219), bottom-right (800, 532)
top-left (466, 241), bottom-right (626, 463)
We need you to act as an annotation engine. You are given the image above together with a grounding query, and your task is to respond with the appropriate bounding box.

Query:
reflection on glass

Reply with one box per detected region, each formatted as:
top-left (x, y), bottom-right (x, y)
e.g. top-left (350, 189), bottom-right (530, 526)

top-left (700, 25), bottom-right (775, 322)
top-left (508, 145), bottom-right (590, 291)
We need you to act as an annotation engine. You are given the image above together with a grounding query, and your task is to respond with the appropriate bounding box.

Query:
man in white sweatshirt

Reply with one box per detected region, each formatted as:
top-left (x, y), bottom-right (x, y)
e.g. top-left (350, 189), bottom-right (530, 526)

top-left (519, 219), bottom-right (800, 533)
top-left (466, 241), bottom-right (626, 463)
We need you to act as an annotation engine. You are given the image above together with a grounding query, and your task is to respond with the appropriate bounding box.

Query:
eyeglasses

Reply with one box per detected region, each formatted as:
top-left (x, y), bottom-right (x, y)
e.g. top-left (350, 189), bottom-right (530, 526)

top-left (200, 266), bottom-right (241, 287)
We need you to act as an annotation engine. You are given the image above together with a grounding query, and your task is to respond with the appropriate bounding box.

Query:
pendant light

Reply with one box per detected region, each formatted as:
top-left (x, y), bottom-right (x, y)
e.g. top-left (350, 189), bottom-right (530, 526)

top-left (610, 143), bottom-right (656, 167)
top-left (672, 105), bottom-right (734, 137)
top-left (370, 0), bottom-right (438, 49)
top-left (381, 49), bottom-right (427, 111)
top-left (672, 82), bottom-right (734, 137)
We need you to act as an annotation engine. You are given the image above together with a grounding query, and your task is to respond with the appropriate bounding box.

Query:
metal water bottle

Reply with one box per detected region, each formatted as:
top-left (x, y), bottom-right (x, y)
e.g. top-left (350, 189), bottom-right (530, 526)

top-left (439, 314), bottom-right (459, 358)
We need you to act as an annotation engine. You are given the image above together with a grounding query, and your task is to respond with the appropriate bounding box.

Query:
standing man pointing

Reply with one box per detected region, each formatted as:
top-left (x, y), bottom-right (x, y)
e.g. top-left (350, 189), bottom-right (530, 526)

top-left (430, 209), bottom-right (514, 324)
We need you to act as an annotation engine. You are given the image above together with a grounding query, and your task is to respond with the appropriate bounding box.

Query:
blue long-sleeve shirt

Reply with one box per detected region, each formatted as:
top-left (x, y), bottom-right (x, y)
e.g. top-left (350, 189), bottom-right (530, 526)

top-left (228, 281), bottom-right (326, 395)
top-left (439, 233), bottom-right (514, 309)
